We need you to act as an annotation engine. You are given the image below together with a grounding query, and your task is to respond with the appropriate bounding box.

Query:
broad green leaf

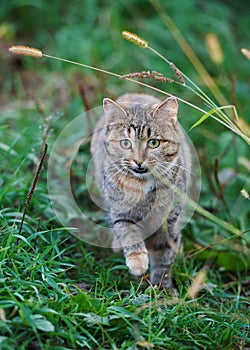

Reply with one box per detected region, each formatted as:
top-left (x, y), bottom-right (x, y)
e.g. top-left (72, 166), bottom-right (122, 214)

top-left (33, 316), bottom-right (55, 332)
top-left (82, 312), bottom-right (110, 326)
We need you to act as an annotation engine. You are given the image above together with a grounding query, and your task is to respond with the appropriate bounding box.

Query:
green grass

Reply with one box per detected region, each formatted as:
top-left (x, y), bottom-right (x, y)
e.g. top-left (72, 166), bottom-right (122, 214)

top-left (1, 0), bottom-right (250, 349)
top-left (0, 222), bottom-right (249, 349)
top-left (0, 202), bottom-right (249, 350)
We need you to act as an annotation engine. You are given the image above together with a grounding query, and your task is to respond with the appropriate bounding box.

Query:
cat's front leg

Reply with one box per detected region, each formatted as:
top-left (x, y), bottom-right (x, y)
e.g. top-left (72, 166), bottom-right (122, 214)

top-left (112, 220), bottom-right (148, 276)
top-left (125, 250), bottom-right (148, 277)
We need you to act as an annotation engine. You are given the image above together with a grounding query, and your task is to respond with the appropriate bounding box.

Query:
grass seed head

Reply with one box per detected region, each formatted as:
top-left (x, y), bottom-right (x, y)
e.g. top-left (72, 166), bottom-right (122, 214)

top-left (241, 189), bottom-right (250, 200)
top-left (122, 31), bottom-right (148, 48)
top-left (170, 62), bottom-right (185, 85)
top-left (241, 48), bottom-right (250, 60)
top-left (8, 45), bottom-right (43, 58)
top-left (205, 33), bottom-right (224, 65)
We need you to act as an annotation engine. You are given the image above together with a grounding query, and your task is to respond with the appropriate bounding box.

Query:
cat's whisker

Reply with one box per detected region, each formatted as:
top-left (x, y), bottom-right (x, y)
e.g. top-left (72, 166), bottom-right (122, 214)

top-left (105, 164), bottom-right (130, 181)
top-left (104, 163), bottom-right (123, 177)
top-left (117, 168), bottom-right (129, 183)
top-left (158, 159), bottom-right (196, 176)
top-left (152, 168), bottom-right (174, 185)
top-left (107, 165), bottom-right (130, 184)
top-left (156, 163), bottom-right (183, 180)
top-left (104, 162), bottom-right (120, 170)
top-left (154, 164), bottom-right (186, 187)
top-left (108, 168), bottom-right (125, 181)
top-left (157, 159), bottom-right (189, 172)
top-left (158, 162), bottom-right (197, 183)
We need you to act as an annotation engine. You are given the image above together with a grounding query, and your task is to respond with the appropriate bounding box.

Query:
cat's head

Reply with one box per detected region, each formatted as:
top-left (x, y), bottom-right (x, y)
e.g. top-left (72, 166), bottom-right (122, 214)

top-left (103, 97), bottom-right (181, 179)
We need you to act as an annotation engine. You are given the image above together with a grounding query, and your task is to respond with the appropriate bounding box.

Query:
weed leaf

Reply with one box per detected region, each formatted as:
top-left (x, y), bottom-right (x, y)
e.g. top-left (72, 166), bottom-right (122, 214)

top-left (190, 108), bottom-right (218, 129)
top-left (32, 315), bottom-right (55, 332)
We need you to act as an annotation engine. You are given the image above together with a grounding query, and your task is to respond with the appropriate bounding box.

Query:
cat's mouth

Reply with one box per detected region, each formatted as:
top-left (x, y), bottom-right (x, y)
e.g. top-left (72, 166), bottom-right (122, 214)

top-left (130, 167), bottom-right (149, 175)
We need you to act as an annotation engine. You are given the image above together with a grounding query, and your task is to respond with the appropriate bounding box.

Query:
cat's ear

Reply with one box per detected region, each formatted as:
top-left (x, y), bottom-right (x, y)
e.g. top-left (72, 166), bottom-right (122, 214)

top-left (152, 97), bottom-right (178, 126)
top-left (103, 98), bottom-right (127, 124)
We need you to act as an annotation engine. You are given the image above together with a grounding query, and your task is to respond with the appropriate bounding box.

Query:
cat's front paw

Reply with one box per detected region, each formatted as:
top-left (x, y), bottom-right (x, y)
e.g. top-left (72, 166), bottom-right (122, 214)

top-left (126, 252), bottom-right (148, 276)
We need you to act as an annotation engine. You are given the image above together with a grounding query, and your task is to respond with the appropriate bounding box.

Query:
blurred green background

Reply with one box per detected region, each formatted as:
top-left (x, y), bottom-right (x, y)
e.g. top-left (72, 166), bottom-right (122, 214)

top-left (1, 0), bottom-right (250, 111)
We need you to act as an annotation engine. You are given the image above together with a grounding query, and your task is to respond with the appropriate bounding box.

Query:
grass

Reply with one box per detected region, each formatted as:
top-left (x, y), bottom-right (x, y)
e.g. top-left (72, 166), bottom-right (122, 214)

top-left (0, 221), bottom-right (249, 349)
top-left (1, 0), bottom-right (250, 348)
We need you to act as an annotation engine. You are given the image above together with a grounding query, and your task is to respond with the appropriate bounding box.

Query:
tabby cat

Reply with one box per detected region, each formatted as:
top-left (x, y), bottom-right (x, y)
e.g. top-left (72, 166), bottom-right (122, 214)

top-left (91, 93), bottom-right (191, 289)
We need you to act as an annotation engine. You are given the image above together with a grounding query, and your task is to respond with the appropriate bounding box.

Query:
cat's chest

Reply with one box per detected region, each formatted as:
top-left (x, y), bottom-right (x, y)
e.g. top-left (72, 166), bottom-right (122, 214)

top-left (142, 179), bottom-right (156, 195)
top-left (104, 172), bottom-right (156, 202)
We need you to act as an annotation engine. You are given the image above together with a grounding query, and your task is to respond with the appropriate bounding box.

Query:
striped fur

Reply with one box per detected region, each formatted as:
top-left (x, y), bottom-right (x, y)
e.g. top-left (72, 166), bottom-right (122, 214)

top-left (91, 93), bottom-right (191, 289)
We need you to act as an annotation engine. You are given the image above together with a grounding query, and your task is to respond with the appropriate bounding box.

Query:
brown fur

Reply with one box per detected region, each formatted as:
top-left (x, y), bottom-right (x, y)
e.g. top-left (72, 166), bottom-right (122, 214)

top-left (91, 93), bottom-right (191, 289)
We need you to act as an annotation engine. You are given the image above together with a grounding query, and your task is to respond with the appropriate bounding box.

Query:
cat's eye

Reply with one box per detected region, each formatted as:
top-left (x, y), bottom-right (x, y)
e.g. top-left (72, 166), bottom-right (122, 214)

top-left (147, 139), bottom-right (160, 149)
top-left (120, 139), bottom-right (132, 149)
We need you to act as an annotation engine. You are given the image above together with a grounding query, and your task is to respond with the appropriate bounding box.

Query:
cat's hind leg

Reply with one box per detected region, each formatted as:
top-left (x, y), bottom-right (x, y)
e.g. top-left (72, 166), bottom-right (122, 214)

top-left (146, 230), bottom-right (179, 289)
top-left (147, 248), bottom-right (176, 289)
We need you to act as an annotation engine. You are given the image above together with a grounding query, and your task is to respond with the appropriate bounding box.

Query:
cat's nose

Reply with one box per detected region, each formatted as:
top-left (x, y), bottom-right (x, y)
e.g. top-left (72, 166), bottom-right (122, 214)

top-left (131, 160), bottom-right (148, 174)
top-left (133, 160), bottom-right (143, 168)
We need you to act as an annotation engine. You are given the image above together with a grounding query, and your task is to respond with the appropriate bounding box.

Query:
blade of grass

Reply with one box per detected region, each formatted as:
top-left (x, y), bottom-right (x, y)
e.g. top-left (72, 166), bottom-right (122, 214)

top-left (190, 105), bottom-right (239, 130)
